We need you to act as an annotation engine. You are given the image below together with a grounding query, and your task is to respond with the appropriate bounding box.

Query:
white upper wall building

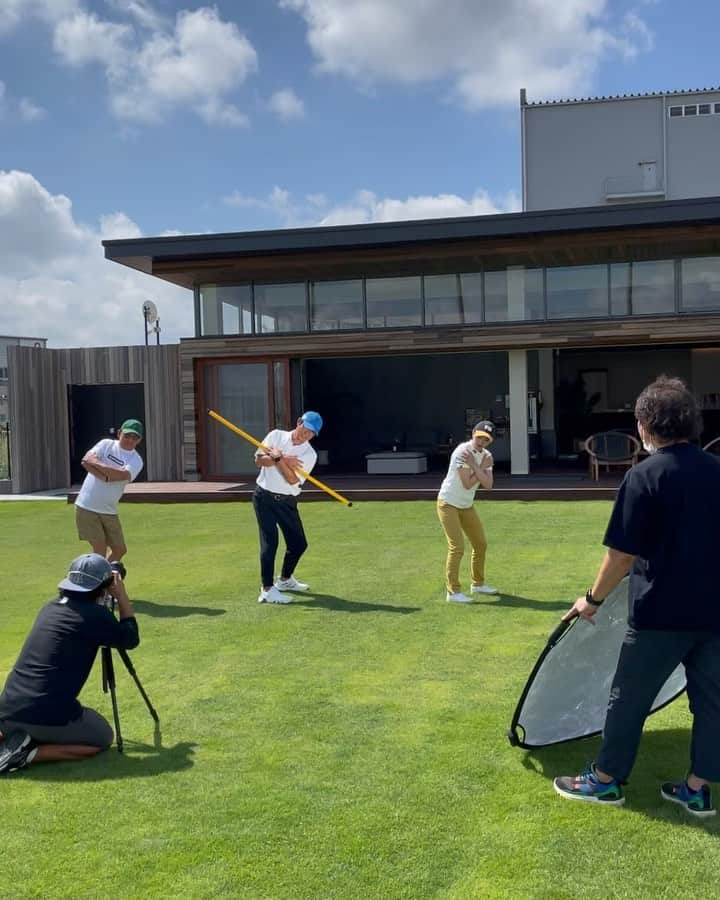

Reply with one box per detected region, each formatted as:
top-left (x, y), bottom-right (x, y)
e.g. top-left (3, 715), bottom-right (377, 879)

top-left (521, 87), bottom-right (720, 211)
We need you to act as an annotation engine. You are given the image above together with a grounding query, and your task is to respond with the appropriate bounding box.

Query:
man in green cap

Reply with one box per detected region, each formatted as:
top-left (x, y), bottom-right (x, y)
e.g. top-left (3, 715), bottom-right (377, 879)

top-left (74, 419), bottom-right (144, 561)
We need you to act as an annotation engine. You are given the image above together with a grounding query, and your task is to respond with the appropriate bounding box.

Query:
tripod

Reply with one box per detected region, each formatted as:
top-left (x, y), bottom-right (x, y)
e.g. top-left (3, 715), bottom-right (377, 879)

top-left (101, 645), bottom-right (161, 753)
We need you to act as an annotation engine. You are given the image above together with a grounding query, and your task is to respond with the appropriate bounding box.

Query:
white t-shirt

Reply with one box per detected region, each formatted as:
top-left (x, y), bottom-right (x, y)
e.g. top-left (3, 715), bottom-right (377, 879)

top-left (75, 438), bottom-right (144, 515)
top-left (255, 429), bottom-right (317, 497)
top-left (437, 441), bottom-right (492, 509)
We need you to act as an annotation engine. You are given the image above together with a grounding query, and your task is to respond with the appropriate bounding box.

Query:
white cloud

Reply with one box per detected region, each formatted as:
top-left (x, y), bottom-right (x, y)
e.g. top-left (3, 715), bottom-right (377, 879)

top-left (49, 5), bottom-right (259, 126)
top-left (0, 0), bottom-right (79, 33)
top-left (223, 184), bottom-right (520, 227)
top-left (0, 170), bottom-right (191, 347)
top-left (0, 82), bottom-right (46, 123)
top-left (268, 88), bottom-right (305, 121)
top-left (53, 11), bottom-right (132, 67)
top-left (281, 0), bottom-right (653, 107)
top-left (17, 97), bottom-right (47, 121)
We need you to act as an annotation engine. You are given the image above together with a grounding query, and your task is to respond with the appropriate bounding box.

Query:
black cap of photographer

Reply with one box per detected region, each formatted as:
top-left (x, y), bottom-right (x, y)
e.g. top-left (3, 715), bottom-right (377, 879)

top-left (0, 554), bottom-right (139, 774)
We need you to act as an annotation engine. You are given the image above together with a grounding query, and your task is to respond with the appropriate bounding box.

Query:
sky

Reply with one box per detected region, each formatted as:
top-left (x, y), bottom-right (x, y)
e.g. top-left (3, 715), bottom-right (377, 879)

top-left (1, 0), bottom-right (719, 347)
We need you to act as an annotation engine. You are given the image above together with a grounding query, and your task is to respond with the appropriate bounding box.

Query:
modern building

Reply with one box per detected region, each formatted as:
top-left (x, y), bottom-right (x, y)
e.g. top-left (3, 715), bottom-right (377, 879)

top-left (101, 196), bottom-right (720, 482)
top-left (521, 87), bottom-right (720, 211)
top-left (8, 90), bottom-right (720, 493)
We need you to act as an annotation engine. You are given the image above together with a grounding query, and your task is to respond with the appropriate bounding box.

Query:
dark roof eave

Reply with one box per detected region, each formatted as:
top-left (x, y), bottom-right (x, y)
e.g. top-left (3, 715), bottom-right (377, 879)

top-left (103, 195), bottom-right (720, 276)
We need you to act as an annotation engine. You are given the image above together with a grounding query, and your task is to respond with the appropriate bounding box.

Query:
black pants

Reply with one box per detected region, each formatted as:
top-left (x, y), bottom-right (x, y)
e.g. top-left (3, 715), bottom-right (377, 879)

top-left (252, 487), bottom-right (308, 588)
top-left (597, 628), bottom-right (720, 783)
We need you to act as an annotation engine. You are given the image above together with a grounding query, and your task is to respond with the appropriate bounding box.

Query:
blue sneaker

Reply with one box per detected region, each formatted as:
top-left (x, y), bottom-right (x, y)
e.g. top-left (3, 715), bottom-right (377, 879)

top-left (553, 764), bottom-right (625, 806)
top-left (661, 781), bottom-right (716, 818)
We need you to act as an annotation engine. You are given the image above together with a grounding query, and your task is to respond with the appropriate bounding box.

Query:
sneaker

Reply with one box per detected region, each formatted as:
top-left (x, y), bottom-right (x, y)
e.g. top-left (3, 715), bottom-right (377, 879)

top-left (0, 730), bottom-right (38, 775)
top-left (471, 584), bottom-right (499, 595)
top-left (275, 575), bottom-right (309, 592)
top-left (446, 591), bottom-right (473, 603)
top-left (553, 765), bottom-right (625, 806)
top-left (258, 586), bottom-right (292, 605)
top-left (660, 781), bottom-right (716, 817)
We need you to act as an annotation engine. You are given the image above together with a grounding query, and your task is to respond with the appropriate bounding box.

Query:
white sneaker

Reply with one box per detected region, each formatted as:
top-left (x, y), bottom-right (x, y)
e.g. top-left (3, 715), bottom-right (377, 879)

top-left (275, 575), bottom-right (309, 592)
top-left (446, 591), bottom-right (473, 603)
top-left (471, 584), bottom-right (499, 595)
top-left (258, 586), bottom-right (292, 604)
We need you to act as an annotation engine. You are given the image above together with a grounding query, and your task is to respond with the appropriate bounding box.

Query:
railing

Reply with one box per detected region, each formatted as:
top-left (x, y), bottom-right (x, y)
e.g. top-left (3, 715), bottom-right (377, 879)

top-left (603, 175), bottom-right (665, 198)
top-left (0, 422), bottom-right (10, 480)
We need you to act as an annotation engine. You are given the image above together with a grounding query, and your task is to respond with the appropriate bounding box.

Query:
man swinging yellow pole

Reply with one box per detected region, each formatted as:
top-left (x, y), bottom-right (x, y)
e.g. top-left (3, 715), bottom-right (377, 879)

top-left (208, 410), bottom-right (353, 508)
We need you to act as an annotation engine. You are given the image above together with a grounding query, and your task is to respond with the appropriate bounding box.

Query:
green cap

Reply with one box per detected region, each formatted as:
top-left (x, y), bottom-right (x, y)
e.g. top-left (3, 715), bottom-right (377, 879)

top-left (120, 418), bottom-right (143, 436)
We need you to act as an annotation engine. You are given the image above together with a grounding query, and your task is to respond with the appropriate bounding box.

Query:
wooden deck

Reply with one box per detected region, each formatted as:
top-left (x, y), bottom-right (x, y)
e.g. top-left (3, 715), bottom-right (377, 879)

top-left (66, 469), bottom-right (623, 503)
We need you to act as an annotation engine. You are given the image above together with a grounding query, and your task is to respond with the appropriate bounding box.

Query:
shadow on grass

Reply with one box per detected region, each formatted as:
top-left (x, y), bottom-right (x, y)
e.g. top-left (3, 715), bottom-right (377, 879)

top-left (292, 593), bottom-right (420, 614)
top-left (133, 600), bottom-right (226, 618)
top-left (517, 728), bottom-right (720, 831)
top-left (20, 741), bottom-right (197, 782)
top-left (485, 593), bottom-right (571, 613)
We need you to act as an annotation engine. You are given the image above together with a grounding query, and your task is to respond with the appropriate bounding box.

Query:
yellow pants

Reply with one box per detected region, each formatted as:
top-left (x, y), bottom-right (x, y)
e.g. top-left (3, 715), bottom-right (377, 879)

top-left (436, 500), bottom-right (487, 594)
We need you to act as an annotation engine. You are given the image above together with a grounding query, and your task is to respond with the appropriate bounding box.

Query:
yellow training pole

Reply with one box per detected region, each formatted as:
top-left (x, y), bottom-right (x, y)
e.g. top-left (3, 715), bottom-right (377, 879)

top-left (208, 410), bottom-right (353, 508)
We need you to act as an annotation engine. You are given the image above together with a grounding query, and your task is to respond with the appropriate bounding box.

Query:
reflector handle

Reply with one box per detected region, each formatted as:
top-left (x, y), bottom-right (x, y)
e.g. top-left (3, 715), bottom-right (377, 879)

top-left (547, 618), bottom-right (573, 647)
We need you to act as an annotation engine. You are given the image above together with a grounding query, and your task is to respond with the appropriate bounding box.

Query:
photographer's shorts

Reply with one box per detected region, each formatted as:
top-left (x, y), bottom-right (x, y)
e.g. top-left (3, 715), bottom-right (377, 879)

top-left (0, 707), bottom-right (113, 749)
top-left (76, 506), bottom-right (125, 549)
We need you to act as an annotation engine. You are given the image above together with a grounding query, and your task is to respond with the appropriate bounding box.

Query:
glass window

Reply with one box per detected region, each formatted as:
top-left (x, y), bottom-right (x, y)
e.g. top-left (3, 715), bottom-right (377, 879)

top-left (254, 282), bottom-right (307, 334)
top-left (310, 280), bottom-right (363, 331)
top-left (669, 106), bottom-right (682, 117)
top-left (199, 284), bottom-right (253, 336)
top-left (546, 264), bottom-right (608, 319)
top-left (366, 276), bottom-right (422, 328)
top-left (610, 264), bottom-right (630, 316)
top-left (684, 105), bottom-right (697, 116)
top-left (459, 273), bottom-right (483, 324)
top-left (699, 104), bottom-right (711, 115)
top-left (484, 267), bottom-right (543, 322)
top-left (611, 260), bottom-right (675, 316)
top-left (203, 362), bottom-right (269, 474)
top-left (681, 257), bottom-right (720, 311)
top-left (424, 274), bottom-right (461, 325)
top-left (716, 103), bottom-right (720, 114)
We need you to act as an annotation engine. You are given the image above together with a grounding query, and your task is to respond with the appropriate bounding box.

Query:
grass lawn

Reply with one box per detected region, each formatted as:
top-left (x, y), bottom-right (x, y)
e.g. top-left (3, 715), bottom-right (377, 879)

top-left (1, 499), bottom-right (718, 899)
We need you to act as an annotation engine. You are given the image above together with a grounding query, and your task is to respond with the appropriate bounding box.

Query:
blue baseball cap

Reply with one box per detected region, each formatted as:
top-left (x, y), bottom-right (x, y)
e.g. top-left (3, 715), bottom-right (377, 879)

top-left (58, 553), bottom-right (113, 593)
top-left (300, 411), bottom-right (323, 435)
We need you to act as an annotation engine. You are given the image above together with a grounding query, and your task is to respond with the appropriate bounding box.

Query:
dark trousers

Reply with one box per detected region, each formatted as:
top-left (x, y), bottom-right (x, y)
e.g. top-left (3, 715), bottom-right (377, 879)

top-left (597, 628), bottom-right (720, 783)
top-left (252, 487), bottom-right (308, 588)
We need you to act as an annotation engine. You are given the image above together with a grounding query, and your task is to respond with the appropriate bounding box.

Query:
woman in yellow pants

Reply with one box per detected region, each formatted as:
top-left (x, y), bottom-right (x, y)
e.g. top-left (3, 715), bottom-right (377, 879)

top-left (437, 420), bottom-right (498, 603)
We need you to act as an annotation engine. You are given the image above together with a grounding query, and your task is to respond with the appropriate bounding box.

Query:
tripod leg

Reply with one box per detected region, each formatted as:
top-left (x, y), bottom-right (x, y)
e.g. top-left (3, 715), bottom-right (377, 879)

top-left (117, 648), bottom-right (162, 749)
top-left (102, 647), bottom-right (123, 754)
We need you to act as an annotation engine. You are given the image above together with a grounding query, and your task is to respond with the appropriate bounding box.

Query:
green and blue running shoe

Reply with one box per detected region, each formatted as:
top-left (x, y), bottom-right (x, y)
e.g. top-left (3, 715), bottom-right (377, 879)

top-left (553, 764), bottom-right (625, 806)
top-left (661, 781), bottom-right (716, 817)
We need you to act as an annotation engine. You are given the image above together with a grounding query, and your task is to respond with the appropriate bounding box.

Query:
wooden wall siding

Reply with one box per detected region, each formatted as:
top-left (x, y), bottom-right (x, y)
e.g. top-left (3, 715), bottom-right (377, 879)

top-left (9, 345), bottom-right (182, 493)
top-left (154, 223), bottom-right (720, 286)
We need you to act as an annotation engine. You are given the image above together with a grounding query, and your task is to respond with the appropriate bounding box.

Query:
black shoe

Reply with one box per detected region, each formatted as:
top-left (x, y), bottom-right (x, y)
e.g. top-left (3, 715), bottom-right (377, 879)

top-left (0, 730), bottom-right (38, 774)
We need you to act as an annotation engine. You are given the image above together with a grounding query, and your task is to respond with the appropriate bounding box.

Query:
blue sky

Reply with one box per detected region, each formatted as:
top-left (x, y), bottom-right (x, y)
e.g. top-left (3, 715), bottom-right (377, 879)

top-left (1, 0), bottom-right (719, 346)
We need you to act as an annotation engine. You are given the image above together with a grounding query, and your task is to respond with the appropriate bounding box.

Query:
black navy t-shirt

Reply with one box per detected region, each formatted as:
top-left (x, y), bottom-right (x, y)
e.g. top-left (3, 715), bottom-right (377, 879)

top-left (0, 596), bottom-right (139, 725)
top-left (604, 443), bottom-right (720, 631)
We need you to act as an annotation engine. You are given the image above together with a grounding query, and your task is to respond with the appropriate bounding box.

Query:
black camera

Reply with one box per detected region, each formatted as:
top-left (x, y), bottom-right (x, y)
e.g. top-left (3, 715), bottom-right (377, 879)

top-left (110, 561), bottom-right (127, 581)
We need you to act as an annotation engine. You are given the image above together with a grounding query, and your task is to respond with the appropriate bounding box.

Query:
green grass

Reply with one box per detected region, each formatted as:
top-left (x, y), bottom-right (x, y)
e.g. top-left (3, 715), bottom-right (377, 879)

top-left (1, 500), bottom-right (718, 899)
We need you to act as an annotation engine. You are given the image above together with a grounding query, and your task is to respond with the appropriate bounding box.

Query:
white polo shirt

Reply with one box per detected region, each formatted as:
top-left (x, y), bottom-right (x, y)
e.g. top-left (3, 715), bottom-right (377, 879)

top-left (75, 439), bottom-right (144, 515)
top-left (437, 441), bottom-right (492, 509)
top-left (255, 429), bottom-right (317, 497)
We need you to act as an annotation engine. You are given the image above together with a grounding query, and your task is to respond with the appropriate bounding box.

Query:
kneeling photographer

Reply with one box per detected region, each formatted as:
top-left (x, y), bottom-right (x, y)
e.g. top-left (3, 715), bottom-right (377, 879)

top-left (0, 554), bottom-right (139, 774)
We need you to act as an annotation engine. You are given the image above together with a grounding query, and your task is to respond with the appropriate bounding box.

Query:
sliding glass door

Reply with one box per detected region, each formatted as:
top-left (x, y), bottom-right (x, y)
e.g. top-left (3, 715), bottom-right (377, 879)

top-left (199, 358), bottom-right (289, 478)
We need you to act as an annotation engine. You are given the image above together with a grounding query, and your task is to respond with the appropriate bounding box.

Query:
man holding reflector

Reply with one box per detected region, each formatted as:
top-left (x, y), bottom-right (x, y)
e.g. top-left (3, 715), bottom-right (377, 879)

top-left (553, 377), bottom-right (720, 816)
top-left (252, 412), bottom-right (323, 604)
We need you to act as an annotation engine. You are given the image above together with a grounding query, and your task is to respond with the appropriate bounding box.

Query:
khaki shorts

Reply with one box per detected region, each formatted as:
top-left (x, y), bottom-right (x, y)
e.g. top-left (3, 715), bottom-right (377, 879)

top-left (76, 505), bottom-right (125, 550)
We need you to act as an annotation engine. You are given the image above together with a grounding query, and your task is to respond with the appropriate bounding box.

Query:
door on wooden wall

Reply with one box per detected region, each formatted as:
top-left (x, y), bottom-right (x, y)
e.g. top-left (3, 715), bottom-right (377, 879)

top-left (199, 359), bottom-right (290, 479)
top-left (68, 383), bottom-right (147, 484)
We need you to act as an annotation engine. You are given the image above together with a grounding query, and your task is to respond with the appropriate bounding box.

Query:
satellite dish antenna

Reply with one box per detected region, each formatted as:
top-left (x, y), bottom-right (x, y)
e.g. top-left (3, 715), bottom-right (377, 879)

top-left (142, 300), bottom-right (161, 346)
top-left (142, 300), bottom-right (158, 324)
